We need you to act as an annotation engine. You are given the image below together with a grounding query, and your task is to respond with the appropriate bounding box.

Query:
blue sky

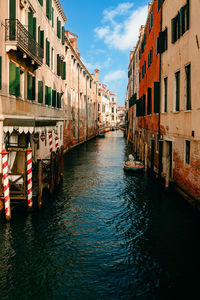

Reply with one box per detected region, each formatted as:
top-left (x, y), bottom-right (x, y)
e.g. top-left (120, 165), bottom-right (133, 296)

top-left (59, 0), bottom-right (149, 105)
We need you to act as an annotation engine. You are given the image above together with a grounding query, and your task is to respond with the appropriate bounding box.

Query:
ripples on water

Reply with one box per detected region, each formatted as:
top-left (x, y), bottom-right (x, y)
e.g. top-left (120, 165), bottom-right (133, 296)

top-left (0, 131), bottom-right (200, 300)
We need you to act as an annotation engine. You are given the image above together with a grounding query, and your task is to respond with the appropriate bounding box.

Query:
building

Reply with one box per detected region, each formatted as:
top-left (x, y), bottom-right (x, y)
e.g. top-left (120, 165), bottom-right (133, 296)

top-left (0, 0), bottom-right (66, 168)
top-left (160, 0), bottom-right (200, 200)
top-left (63, 31), bottom-right (98, 151)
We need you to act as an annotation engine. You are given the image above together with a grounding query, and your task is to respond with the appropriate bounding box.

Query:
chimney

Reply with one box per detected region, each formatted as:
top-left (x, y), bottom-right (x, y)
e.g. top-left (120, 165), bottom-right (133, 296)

top-left (78, 53), bottom-right (80, 58)
top-left (95, 69), bottom-right (99, 83)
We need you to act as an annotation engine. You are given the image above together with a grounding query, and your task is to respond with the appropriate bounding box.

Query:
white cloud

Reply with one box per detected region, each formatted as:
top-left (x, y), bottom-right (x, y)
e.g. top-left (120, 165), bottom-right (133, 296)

top-left (103, 3), bottom-right (134, 23)
top-left (83, 56), bottom-right (112, 73)
top-left (103, 70), bottom-right (126, 83)
top-left (94, 3), bottom-right (148, 51)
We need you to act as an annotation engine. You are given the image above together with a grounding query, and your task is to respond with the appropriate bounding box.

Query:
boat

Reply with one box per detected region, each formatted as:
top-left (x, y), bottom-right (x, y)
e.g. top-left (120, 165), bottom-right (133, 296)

top-left (123, 161), bottom-right (144, 171)
top-left (98, 132), bottom-right (105, 138)
top-left (123, 154), bottom-right (144, 171)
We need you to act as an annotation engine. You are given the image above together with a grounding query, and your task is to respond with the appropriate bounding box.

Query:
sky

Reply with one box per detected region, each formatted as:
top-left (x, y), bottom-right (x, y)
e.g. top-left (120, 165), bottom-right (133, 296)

top-left (59, 0), bottom-right (149, 106)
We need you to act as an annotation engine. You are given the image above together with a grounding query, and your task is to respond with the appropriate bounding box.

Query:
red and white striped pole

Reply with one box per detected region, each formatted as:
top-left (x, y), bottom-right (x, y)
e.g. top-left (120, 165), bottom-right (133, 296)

top-left (55, 135), bottom-right (59, 150)
top-left (1, 147), bottom-right (11, 220)
top-left (26, 144), bottom-right (33, 209)
top-left (48, 130), bottom-right (53, 153)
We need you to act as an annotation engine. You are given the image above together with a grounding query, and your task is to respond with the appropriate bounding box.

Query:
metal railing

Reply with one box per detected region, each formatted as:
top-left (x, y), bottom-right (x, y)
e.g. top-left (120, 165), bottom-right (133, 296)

top-left (5, 19), bottom-right (43, 64)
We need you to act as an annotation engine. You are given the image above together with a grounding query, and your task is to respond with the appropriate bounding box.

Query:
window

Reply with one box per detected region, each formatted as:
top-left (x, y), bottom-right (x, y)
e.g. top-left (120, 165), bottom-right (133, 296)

top-left (172, 1), bottom-right (189, 44)
top-left (57, 18), bottom-right (61, 39)
top-left (52, 89), bottom-right (56, 107)
top-left (57, 92), bottom-right (61, 108)
top-left (38, 80), bottom-right (43, 103)
top-left (148, 12), bottom-right (153, 34)
top-left (62, 26), bottom-right (65, 45)
top-left (102, 105), bottom-right (105, 113)
top-left (46, 38), bottom-right (50, 66)
top-left (38, 0), bottom-right (43, 6)
top-left (46, 0), bottom-right (52, 20)
top-left (90, 80), bottom-right (92, 89)
top-left (164, 77), bottom-right (167, 112)
top-left (52, 7), bottom-right (54, 27)
top-left (9, 62), bottom-right (20, 97)
top-left (147, 87), bottom-right (152, 115)
top-left (185, 140), bottom-right (190, 164)
top-left (112, 107), bottom-right (114, 113)
top-left (157, 27), bottom-right (168, 54)
top-left (38, 28), bottom-right (44, 58)
top-left (185, 64), bottom-right (191, 110)
top-left (45, 85), bottom-right (51, 105)
top-left (27, 73), bottom-right (35, 100)
top-left (148, 48), bottom-right (153, 67)
top-left (175, 71), bottom-right (180, 111)
top-left (154, 82), bottom-right (160, 113)
top-left (57, 54), bottom-right (61, 76)
top-left (51, 47), bottom-right (54, 71)
top-left (61, 61), bottom-right (66, 80)
top-left (98, 92), bottom-right (101, 96)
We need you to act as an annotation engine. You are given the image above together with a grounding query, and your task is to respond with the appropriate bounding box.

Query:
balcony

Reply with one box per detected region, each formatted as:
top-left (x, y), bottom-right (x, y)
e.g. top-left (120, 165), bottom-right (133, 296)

top-left (5, 19), bottom-right (43, 67)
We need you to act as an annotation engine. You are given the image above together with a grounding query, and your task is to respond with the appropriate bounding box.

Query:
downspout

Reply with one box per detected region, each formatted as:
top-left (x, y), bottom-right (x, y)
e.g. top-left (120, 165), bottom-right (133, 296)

top-left (158, 2), bottom-right (163, 179)
top-left (86, 75), bottom-right (88, 140)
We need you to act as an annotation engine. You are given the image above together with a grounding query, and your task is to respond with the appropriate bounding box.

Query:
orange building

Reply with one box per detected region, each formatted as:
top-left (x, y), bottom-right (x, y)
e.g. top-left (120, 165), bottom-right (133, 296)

top-left (136, 0), bottom-right (162, 173)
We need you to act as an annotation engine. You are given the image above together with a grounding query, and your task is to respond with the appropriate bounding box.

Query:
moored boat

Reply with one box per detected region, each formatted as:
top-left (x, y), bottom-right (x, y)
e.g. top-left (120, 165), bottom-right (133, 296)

top-left (123, 161), bottom-right (144, 171)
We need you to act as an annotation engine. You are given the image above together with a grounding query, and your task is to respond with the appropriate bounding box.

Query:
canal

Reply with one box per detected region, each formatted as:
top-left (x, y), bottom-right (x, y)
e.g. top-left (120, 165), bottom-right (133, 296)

top-left (0, 131), bottom-right (200, 300)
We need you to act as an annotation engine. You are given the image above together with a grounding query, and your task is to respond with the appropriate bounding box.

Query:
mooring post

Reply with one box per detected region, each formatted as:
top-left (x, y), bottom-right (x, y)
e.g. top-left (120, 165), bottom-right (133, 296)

top-left (38, 160), bottom-right (43, 208)
top-left (48, 130), bottom-right (53, 153)
top-left (1, 147), bottom-right (11, 221)
top-left (50, 152), bottom-right (55, 193)
top-left (145, 143), bottom-right (148, 173)
top-left (60, 145), bottom-right (64, 180)
top-left (26, 144), bottom-right (33, 210)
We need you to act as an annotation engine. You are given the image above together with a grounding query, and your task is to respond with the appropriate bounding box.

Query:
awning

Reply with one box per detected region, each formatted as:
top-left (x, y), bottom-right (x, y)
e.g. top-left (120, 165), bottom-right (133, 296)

top-left (3, 119), bottom-right (58, 134)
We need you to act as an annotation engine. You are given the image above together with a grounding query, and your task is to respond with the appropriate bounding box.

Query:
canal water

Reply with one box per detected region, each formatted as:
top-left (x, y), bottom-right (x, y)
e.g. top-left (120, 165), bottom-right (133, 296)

top-left (0, 131), bottom-right (200, 300)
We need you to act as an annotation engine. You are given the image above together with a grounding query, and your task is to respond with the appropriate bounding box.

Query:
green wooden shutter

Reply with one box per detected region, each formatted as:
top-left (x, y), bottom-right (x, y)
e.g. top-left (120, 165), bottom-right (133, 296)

top-left (46, 39), bottom-right (50, 66)
top-left (48, 87), bottom-right (51, 105)
top-left (57, 18), bottom-right (61, 38)
top-left (9, 0), bottom-right (16, 19)
top-left (40, 30), bottom-right (44, 58)
top-left (62, 62), bottom-right (66, 80)
top-left (45, 85), bottom-right (48, 104)
top-left (38, 0), bottom-right (43, 6)
top-left (46, 0), bottom-right (52, 20)
top-left (27, 73), bottom-right (32, 100)
top-left (62, 26), bottom-right (65, 45)
top-left (154, 82), bottom-right (160, 113)
top-left (57, 92), bottom-right (61, 108)
top-left (171, 17), bottom-right (176, 43)
top-left (186, 0), bottom-right (190, 30)
top-left (38, 80), bottom-right (43, 103)
top-left (32, 76), bottom-right (35, 100)
top-left (33, 17), bottom-right (36, 40)
top-left (38, 26), bottom-right (40, 44)
top-left (0, 57), bottom-right (2, 90)
top-left (52, 7), bottom-right (54, 27)
top-left (9, 62), bottom-right (16, 95)
top-left (15, 67), bottom-right (20, 97)
top-left (28, 12), bottom-right (33, 36)
top-left (52, 89), bottom-right (56, 107)
top-left (57, 54), bottom-right (61, 76)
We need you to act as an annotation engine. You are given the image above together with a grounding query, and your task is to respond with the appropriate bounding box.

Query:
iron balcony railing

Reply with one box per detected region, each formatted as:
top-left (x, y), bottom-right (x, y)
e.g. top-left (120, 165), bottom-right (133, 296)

top-left (5, 19), bottom-right (43, 64)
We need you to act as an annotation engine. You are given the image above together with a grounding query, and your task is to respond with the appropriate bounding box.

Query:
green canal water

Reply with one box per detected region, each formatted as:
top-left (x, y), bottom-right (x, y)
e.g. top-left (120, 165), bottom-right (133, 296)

top-left (0, 131), bottom-right (200, 299)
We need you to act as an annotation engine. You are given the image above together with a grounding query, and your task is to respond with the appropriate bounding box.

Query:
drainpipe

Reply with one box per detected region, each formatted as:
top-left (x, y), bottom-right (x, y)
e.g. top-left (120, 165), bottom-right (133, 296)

top-left (86, 75), bottom-right (88, 140)
top-left (158, 2), bottom-right (163, 179)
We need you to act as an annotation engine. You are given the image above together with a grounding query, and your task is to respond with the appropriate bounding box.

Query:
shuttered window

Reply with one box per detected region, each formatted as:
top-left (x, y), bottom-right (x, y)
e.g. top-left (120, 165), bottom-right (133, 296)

top-left (62, 61), bottom-right (66, 80)
top-left (38, 0), bottom-right (43, 6)
top-left (38, 80), bottom-right (43, 103)
top-left (154, 82), bottom-right (160, 114)
top-left (147, 88), bottom-right (152, 115)
top-left (9, 62), bottom-right (20, 97)
top-left (0, 57), bottom-right (2, 90)
top-left (57, 92), bottom-right (61, 108)
top-left (46, 38), bottom-right (50, 66)
top-left (185, 140), bottom-right (190, 164)
top-left (52, 7), bottom-right (54, 27)
top-left (52, 89), bottom-right (56, 107)
top-left (57, 18), bottom-right (61, 38)
top-left (164, 78), bottom-right (167, 113)
top-left (9, 0), bottom-right (16, 19)
top-left (175, 71), bottom-right (180, 111)
top-left (185, 64), bottom-right (191, 110)
top-left (62, 26), bottom-right (65, 45)
top-left (45, 86), bottom-right (51, 105)
top-left (46, 0), bottom-right (52, 20)
top-left (27, 73), bottom-right (35, 100)
top-left (57, 54), bottom-right (61, 76)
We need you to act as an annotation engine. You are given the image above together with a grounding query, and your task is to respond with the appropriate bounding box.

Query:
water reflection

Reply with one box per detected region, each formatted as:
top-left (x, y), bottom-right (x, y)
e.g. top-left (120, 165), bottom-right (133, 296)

top-left (0, 131), bottom-right (200, 299)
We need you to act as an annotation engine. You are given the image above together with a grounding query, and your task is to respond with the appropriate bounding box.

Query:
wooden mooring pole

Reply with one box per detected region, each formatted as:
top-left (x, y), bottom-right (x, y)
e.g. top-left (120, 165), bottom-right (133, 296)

top-left (38, 160), bottom-right (43, 208)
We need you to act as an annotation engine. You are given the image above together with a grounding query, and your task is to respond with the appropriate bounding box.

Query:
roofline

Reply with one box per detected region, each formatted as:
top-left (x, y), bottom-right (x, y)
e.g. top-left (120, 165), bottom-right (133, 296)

top-left (53, 0), bottom-right (67, 22)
